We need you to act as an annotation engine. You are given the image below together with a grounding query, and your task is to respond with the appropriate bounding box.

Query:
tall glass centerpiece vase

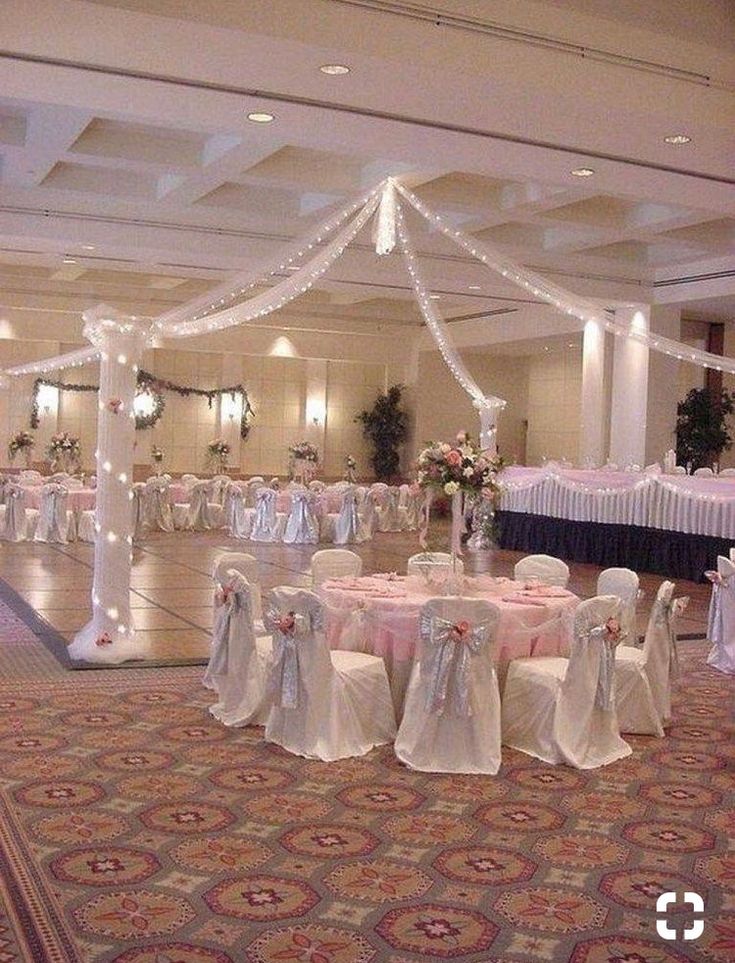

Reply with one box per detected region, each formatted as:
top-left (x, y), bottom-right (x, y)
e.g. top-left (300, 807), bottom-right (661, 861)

top-left (416, 431), bottom-right (502, 587)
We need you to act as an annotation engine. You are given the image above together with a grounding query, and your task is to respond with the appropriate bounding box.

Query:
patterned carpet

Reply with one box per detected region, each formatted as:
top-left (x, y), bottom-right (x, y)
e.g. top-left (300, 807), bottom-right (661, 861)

top-left (0, 597), bottom-right (733, 963)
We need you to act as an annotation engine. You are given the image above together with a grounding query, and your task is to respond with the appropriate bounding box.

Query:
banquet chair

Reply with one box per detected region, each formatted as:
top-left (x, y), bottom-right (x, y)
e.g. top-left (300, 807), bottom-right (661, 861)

top-left (283, 489), bottom-right (320, 544)
top-left (720, 468), bottom-right (735, 476)
top-left (501, 595), bottom-right (631, 769)
top-left (18, 470), bottom-right (43, 486)
top-left (211, 474), bottom-right (232, 506)
top-left (514, 554), bottom-right (570, 587)
top-left (357, 487), bottom-right (380, 540)
top-left (145, 477), bottom-right (174, 532)
top-left (615, 581), bottom-right (687, 735)
top-left (270, 477), bottom-right (282, 489)
top-left (263, 586), bottom-right (396, 760)
top-left (706, 555), bottom-right (735, 675)
top-left (206, 571), bottom-right (272, 726)
top-left (244, 478), bottom-right (264, 508)
top-left (309, 480), bottom-right (326, 494)
top-left (0, 483), bottom-right (36, 541)
top-left (34, 483), bottom-right (75, 543)
top-left (224, 483), bottom-right (254, 539)
top-left (377, 485), bottom-right (403, 532)
top-left (250, 488), bottom-right (287, 542)
top-left (185, 480), bottom-right (224, 531)
top-left (401, 485), bottom-right (423, 532)
top-left (693, 466), bottom-right (714, 477)
top-left (49, 472), bottom-right (71, 483)
top-left (310, 548), bottom-right (362, 587)
top-left (673, 465), bottom-right (687, 474)
top-left (181, 473), bottom-right (199, 487)
top-left (395, 597), bottom-right (502, 773)
top-left (322, 486), bottom-right (362, 545)
top-left (210, 552), bottom-right (265, 632)
top-left (129, 482), bottom-right (148, 542)
top-left (596, 567), bottom-right (640, 643)
top-left (407, 552), bottom-right (464, 580)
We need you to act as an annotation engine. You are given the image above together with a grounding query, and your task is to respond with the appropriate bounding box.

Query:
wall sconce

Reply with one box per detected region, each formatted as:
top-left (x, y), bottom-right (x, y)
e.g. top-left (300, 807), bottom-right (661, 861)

top-left (37, 383), bottom-right (59, 415)
top-left (221, 393), bottom-right (243, 423)
top-left (306, 396), bottom-right (326, 426)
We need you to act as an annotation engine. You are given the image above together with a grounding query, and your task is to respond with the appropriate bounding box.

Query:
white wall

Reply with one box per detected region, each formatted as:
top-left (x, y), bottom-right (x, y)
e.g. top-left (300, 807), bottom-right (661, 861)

top-left (525, 349), bottom-right (582, 464)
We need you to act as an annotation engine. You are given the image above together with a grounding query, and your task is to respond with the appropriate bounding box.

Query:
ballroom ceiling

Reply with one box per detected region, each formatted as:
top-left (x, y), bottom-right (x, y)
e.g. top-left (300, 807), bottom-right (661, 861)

top-left (0, 0), bottom-right (733, 346)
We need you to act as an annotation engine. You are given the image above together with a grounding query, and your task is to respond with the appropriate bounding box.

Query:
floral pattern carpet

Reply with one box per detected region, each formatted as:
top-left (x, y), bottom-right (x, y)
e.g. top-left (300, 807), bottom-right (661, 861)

top-left (0, 596), bottom-right (732, 963)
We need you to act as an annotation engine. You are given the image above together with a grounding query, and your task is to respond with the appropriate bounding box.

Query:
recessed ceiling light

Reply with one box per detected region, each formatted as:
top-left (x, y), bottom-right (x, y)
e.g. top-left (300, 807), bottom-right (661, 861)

top-left (320, 63), bottom-right (350, 75)
top-left (570, 167), bottom-right (595, 177)
top-left (663, 133), bottom-right (692, 145)
top-left (468, 285), bottom-right (481, 290)
top-left (62, 257), bottom-right (77, 264)
top-left (247, 111), bottom-right (275, 123)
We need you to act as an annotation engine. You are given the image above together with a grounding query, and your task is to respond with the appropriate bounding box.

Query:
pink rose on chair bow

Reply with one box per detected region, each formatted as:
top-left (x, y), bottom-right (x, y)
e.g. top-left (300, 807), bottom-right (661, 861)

top-left (705, 570), bottom-right (723, 585)
top-left (274, 611), bottom-right (296, 635)
top-left (604, 617), bottom-right (622, 642)
top-left (107, 398), bottom-right (123, 414)
top-left (449, 620), bottom-right (471, 643)
top-left (214, 581), bottom-right (236, 606)
top-left (95, 633), bottom-right (112, 647)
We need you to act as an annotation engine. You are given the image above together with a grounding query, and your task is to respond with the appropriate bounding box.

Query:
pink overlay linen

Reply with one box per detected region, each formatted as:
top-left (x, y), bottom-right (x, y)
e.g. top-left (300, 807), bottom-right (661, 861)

top-left (276, 491), bottom-right (344, 514)
top-left (168, 483), bottom-right (189, 504)
top-left (22, 487), bottom-right (96, 512)
top-left (320, 574), bottom-right (578, 665)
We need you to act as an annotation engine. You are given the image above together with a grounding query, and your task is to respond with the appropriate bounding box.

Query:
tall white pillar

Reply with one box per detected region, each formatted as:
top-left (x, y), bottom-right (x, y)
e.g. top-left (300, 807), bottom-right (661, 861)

top-left (579, 320), bottom-right (607, 467)
top-left (609, 305), bottom-right (650, 467)
top-left (68, 306), bottom-right (152, 664)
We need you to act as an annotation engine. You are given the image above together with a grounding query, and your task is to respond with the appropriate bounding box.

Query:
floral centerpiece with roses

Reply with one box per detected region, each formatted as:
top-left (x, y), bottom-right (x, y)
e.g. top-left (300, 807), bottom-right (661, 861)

top-left (289, 441), bottom-right (319, 482)
top-left (207, 439), bottom-right (230, 470)
top-left (289, 441), bottom-right (319, 464)
top-left (8, 430), bottom-right (35, 465)
top-left (416, 431), bottom-right (503, 556)
top-left (47, 431), bottom-right (81, 471)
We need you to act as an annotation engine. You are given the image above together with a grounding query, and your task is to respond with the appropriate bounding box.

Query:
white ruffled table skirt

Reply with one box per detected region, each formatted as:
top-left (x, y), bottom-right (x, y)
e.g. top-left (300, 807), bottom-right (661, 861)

top-left (499, 467), bottom-right (735, 538)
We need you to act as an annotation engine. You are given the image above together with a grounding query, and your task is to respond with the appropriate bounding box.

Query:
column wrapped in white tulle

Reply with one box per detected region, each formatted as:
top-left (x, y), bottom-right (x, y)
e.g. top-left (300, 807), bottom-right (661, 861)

top-left (68, 308), bottom-right (152, 663)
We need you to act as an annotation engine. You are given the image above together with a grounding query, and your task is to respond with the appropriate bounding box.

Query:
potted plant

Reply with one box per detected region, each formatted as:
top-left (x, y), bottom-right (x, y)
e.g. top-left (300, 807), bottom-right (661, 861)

top-left (355, 384), bottom-right (408, 480)
top-left (676, 387), bottom-right (735, 471)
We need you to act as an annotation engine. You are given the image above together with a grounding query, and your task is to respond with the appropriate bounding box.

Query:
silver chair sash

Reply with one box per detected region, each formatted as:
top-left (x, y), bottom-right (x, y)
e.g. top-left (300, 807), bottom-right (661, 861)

top-left (283, 490), bottom-right (319, 544)
top-left (706, 571), bottom-right (728, 655)
top-left (251, 488), bottom-right (279, 540)
top-left (655, 594), bottom-right (689, 679)
top-left (207, 581), bottom-right (250, 678)
top-left (131, 483), bottom-right (147, 541)
top-left (37, 483), bottom-right (68, 542)
top-left (418, 611), bottom-right (492, 717)
top-left (3, 483), bottom-right (26, 541)
top-left (334, 488), bottom-right (359, 544)
top-left (264, 604), bottom-right (323, 708)
top-left (584, 620), bottom-right (625, 710)
top-left (188, 482), bottom-right (213, 531)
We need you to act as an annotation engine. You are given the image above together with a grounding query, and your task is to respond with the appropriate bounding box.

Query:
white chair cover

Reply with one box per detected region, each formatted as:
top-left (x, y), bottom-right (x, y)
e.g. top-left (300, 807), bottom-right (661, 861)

top-left (145, 477), bottom-right (174, 532)
top-left (309, 480), bottom-right (326, 493)
top-left (719, 468), bottom-right (735, 477)
top-left (283, 490), bottom-right (320, 544)
top-left (131, 482), bottom-right (147, 542)
top-left (210, 552), bottom-right (265, 632)
top-left (187, 481), bottom-right (214, 531)
top-left (181, 473), bottom-right (199, 487)
top-left (244, 479), bottom-right (263, 508)
top-left (250, 488), bottom-right (286, 542)
top-left (403, 488), bottom-right (422, 531)
top-left (706, 555), bottom-right (735, 675)
top-left (597, 567), bottom-right (639, 642)
top-left (514, 554), bottom-right (570, 587)
top-left (331, 486), bottom-right (362, 545)
top-left (206, 571), bottom-right (271, 726)
top-left (407, 553), bottom-right (464, 592)
top-left (502, 595), bottom-right (632, 769)
top-left (377, 485), bottom-right (402, 532)
top-left (395, 598), bottom-right (502, 773)
top-left (693, 466), bottom-right (714, 476)
top-left (1, 483), bottom-right (29, 541)
top-left (615, 580), bottom-right (688, 734)
top-left (311, 549), bottom-right (362, 587)
top-left (223, 483), bottom-right (252, 539)
top-left (672, 465), bottom-right (687, 474)
top-left (357, 487), bottom-right (380, 541)
top-left (211, 474), bottom-right (232, 506)
top-left (19, 470), bottom-right (43, 486)
top-left (264, 586), bottom-right (396, 760)
top-left (34, 483), bottom-right (73, 543)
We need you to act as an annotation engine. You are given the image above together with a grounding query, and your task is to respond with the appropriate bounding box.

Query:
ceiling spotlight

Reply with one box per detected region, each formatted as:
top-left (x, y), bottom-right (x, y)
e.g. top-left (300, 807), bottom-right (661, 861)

top-left (663, 133), bottom-right (692, 145)
top-left (570, 167), bottom-right (595, 177)
top-left (320, 63), bottom-right (350, 75)
top-left (247, 111), bottom-right (275, 123)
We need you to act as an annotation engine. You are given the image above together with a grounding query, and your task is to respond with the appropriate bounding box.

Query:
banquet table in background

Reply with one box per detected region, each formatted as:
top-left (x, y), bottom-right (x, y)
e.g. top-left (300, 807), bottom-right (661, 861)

top-left (320, 573), bottom-right (578, 715)
top-left (497, 466), bottom-right (735, 581)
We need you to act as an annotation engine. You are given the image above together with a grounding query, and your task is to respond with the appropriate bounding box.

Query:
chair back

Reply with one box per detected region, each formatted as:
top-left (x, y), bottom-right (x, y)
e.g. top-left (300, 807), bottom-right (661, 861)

top-left (131, 482), bottom-right (147, 541)
top-left (311, 548), bottom-right (362, 586)
top-left (265, 587), bottom-right (330, 708)
top-left (213, 552), bottom-right (263, 623)
top-left (34, 482), bottom-right (70, 543)
top-left (706, 555), bottom-right (735, 675)
top-left (309, 480), bottom-right (326, 493)
top-left (144, 476), bottom-right (173, 532)
top-left (693, 466), bottom-right (714, 476)
top-left (211, 474), bottom-right (232, 505)
top-left (418, 598), bottom-right (500, 717)
top-left (244, 478), bottom-right (264, 508)
top-left (250, 487), bottom-right (281, 542)
top-left (49, 472), bottom-right (70, 483)
top-left (407, 552), bottom-right (464, 580)
top-left (187, 480), bottom-right (213, 531)
top-left (19, 470), bottom-right (43, 486)
top-left (334, 486), bottom-right (360, 544)
top-left (672, 465), bottom-right (687, 474)
top-left (203, 570), bottom-right (258, 688)
top-left (563, 595), bottom-right (622, 704)
top-left (642, 580), bottom-right (682, 722)
top-left (181, 473), bottom-right (198, 487)
top-left (514, 553), bottom-right (570, 587)
top-left (597, 567), bottom-right (639, 639)
top-left (283, 489), bottom-right (319, 544)
top-left (2, 483), bottom-right (27, 541)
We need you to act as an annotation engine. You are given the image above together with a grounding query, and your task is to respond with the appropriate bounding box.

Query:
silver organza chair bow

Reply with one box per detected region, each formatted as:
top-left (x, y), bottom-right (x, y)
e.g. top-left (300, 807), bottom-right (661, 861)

top-left (322, 486), bottom-right (362, 544)
top-left (597, 567), bottom-right (640, 643)
top-left (211, 474), bottom-right (232, 506)
top-left (186, 480), bottom-right (220, 531)
top-left (395, 598), bottom-right (502, 773)
top-left (282, 489), bottom-right (320, 544)
top-left (208, 552), bottom-right (265, 642)
top-left (263, 586), bottom-right (396, 760)
top-left (615, 580), bottom-right (688, 734)
top-left (206, 570), bottom-right (272, 727)
top-left (250, 488), bottom-right (286, 542)
top-left (706, 556), bottom-right (735, 675)
top-left (224, 483), bottom-right (254, 539)
top-left (145, 476), bottom-right (174, 532)
top-left (34, 482), bottom-right (74, 543)
top-left (502, 595), bottom-right (631, 769)
top-left (0, 483), bottom-right (34, 541)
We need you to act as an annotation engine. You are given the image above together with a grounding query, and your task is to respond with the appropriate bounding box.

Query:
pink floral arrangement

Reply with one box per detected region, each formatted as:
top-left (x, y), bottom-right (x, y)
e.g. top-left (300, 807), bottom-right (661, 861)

top-left (416, 431), bottom-right (503, 497)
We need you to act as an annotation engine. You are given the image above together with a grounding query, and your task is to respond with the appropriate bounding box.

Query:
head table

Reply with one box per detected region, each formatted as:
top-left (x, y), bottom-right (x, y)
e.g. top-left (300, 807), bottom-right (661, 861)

top-left (319, 573), bottom-right (578, 715)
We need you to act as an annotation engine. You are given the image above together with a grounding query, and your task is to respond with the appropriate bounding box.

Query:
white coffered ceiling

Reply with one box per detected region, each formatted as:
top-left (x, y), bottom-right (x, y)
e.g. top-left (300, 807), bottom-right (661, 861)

top-left (0, 0), bottom-right (733, 349)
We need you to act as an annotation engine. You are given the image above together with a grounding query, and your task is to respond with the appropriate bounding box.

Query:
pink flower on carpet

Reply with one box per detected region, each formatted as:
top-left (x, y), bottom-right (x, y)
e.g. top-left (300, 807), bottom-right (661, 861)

top-left (271, 932), bottom-right (351, 962)
top-left (414, 916), bottom-right (462, 941)
top-left (242, 886), bottom-right (283, 906)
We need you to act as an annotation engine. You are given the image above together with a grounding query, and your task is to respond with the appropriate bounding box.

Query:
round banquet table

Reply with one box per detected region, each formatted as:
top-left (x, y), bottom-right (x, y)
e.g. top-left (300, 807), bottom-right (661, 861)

top-left (319, 573), bottom-right (579, 716)
top-left (22, 487), bottom-right (96, 513)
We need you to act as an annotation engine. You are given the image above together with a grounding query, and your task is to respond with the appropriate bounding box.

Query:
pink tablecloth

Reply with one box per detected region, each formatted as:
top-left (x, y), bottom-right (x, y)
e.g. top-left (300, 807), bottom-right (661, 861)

top-left (22, 487), bottom-right (96, 512)
top-left (276, 491), bottom-right (344, 514)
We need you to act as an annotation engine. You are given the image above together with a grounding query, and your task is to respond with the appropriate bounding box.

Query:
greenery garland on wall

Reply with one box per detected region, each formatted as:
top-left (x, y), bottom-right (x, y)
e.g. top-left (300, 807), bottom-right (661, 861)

top-left (30, 370), bottom-right (255, 438)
